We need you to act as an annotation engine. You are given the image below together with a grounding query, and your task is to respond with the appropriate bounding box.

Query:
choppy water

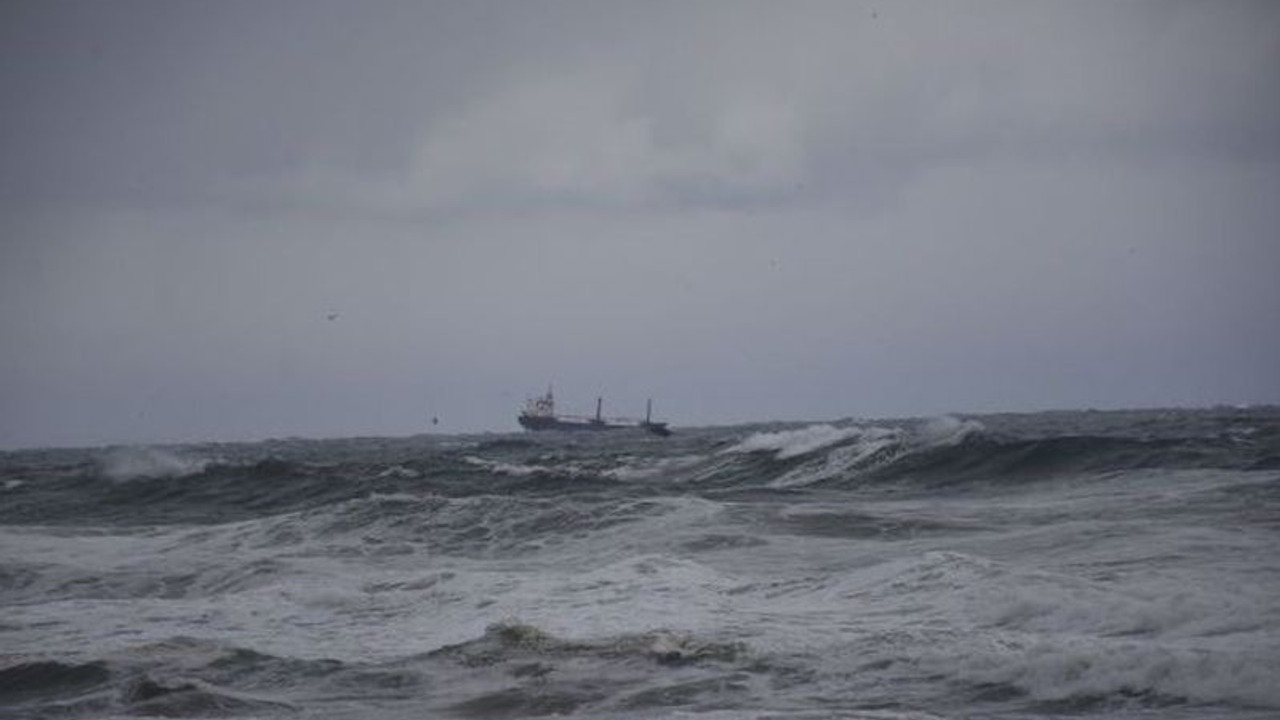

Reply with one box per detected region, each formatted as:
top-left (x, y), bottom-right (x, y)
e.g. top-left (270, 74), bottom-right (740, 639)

top-left (1, 407), bottom-right (1278, 719)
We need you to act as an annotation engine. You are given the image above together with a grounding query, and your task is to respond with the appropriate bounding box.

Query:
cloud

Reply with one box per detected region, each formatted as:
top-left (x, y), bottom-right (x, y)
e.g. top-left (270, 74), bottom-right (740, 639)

top-left (227, 1), bottom-right (1280, 218)
top-left (2, 1), bottom-right (1279, 446)
top-left (404, 70), bottom-right (805, 209)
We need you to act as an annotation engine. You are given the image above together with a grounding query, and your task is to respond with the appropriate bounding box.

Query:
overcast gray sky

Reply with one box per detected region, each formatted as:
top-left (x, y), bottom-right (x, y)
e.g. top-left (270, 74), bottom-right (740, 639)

top-left (2, 0), bottom-right (1278, 448)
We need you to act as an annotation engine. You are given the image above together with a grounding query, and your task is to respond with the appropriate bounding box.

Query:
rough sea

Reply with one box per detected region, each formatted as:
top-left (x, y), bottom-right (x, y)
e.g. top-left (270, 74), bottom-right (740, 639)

top-left (2, 407), bottom-right (1278, 719)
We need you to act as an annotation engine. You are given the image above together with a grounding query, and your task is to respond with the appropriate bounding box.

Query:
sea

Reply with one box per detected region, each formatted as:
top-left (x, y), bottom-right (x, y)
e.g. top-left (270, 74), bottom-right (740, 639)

top-left (1, 407), bottom-right (1278, 719)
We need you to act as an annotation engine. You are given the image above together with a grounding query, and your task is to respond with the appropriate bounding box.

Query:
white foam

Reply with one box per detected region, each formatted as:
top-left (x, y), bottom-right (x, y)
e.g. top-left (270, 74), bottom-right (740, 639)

top-left (602, 454), bottom-right (706, 481)
top-left (916, 415), bottom-right (985, 446)
top-left (464, 454), bottom-right (665, 480)
top-left (99, 446), bottom-right (210, 482)
top-left (770, 427), bottom-right (903, 488)
top-left (817, 547), bottom-right (1280, 708)
top-left (463, 455), bottom-right (555, 477)
top-left (721, 417), bottom-right (983, 486)
top-left (954, 636), bottom-right (1280, 708)
top-left (724, 424), bottom-right (863, 459)
top-left (458, 553), bottom-right (744, 646)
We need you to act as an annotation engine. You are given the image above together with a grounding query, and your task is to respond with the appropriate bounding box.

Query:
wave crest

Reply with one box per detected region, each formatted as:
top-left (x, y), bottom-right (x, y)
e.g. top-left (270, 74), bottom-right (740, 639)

top-left (723, 424), bottom-right (864, 459)
top-left (99, 447), bottom-right (210, 482)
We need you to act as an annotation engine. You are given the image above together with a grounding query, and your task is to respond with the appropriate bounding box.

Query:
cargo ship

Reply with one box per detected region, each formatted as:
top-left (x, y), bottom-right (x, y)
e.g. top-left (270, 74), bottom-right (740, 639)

top-left (517, 387), bottom-right (671, 436)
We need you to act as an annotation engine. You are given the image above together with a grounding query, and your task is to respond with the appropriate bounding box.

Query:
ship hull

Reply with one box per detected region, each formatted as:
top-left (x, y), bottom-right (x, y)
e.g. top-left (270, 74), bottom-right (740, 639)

top-left (518, 414), bottom-right (670, 436)
top-left (518, 415), bottom-right (625, 432)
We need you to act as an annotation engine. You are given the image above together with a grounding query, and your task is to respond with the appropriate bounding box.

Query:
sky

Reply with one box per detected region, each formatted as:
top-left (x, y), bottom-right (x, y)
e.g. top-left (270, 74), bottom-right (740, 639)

top-left (1, 0), bottom-right (1278, 448)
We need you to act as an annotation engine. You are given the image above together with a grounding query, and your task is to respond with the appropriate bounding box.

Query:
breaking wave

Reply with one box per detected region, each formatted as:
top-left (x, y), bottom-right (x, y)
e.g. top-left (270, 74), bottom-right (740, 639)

top-left (710, 414), bottom-right (1273, 491)
top-left (99, 446), bottom-right (211, 482)
top-left (723, 423), bottom-right (867, 459)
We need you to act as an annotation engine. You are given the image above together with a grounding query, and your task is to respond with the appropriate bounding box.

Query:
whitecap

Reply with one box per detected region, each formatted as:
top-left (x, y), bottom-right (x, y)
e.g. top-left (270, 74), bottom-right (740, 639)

top-left (99, 446), bottom-right (210, 482)
top-left (723, 424), bottom-right (863, 460)
top-left (915, 415), bottom-right (985, 447)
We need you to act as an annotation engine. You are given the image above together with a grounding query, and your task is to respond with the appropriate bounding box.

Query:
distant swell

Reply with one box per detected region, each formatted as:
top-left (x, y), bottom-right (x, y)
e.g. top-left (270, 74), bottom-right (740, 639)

top-left (1, 412), bottom-right (1275, 529)
top-left (719, 419), bottom-right (1263, 490)
top-left (855, 434), bottom-right (1218, 487)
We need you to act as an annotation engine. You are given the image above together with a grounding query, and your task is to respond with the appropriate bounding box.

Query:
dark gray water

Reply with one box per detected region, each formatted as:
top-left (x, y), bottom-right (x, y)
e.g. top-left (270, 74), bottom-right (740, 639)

top-left (2, 407), bottom-right (1278, 719)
